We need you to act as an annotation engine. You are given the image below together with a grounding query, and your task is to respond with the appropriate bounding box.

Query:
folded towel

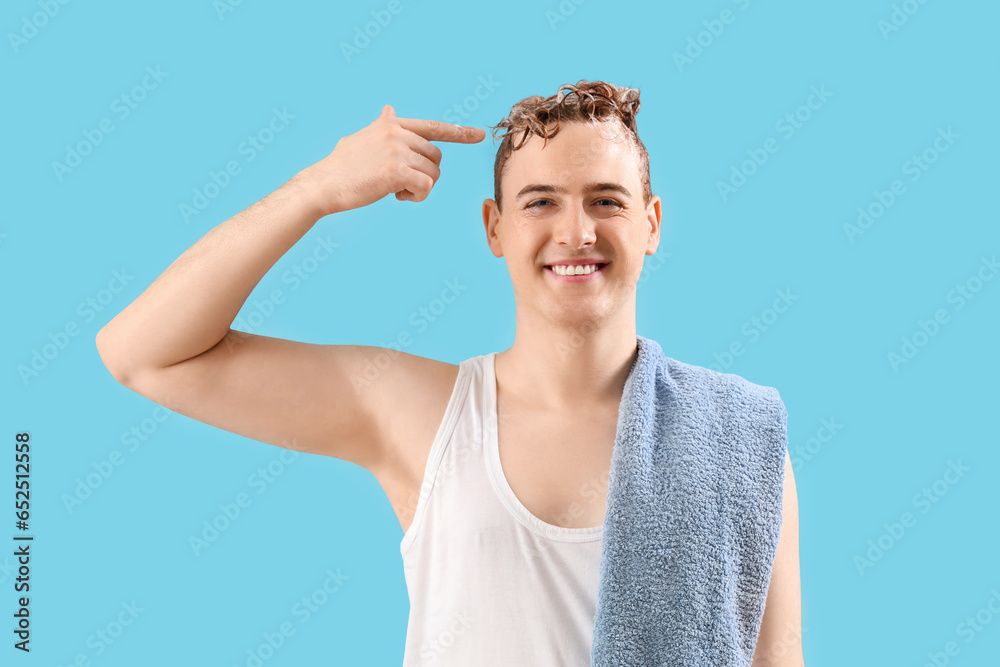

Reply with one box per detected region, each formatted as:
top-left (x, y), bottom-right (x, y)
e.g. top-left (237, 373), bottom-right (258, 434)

top-left (591, 335), bottom-right (788, 666)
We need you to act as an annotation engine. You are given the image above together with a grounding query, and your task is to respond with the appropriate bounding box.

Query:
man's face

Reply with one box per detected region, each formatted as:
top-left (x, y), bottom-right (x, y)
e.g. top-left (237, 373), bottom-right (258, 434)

top-left (482, 119), bottom-right (661, 331)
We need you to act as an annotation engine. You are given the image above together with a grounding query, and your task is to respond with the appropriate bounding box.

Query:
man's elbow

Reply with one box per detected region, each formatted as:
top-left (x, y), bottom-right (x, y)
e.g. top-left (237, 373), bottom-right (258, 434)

top-left (95, 326), bottom-right (134, 387)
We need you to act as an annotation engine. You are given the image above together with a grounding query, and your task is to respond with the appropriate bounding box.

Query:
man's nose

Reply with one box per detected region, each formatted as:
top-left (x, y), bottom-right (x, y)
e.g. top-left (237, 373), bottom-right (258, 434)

top-left (552, 204), bottom-right (596, 247)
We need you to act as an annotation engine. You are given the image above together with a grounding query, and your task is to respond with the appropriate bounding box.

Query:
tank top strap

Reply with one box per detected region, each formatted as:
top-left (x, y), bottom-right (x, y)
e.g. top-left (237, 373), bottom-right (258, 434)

top-left (399, 354), bottom-right (481, 556)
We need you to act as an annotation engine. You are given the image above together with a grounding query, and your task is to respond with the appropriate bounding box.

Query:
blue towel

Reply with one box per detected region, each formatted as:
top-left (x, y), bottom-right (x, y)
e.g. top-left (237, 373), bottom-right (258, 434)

top-left (591, 335), bottom-right (788, 666)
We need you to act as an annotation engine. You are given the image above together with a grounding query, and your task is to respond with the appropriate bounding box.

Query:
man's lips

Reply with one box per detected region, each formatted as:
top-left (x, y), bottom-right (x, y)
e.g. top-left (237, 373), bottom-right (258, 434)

top-left (543, 259), bottom-right (609, 267)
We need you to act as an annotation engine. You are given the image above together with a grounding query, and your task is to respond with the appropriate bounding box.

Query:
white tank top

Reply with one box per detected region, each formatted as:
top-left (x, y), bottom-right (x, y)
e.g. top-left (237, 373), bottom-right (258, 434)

top-left (399, 351), bottom-right (604, 666)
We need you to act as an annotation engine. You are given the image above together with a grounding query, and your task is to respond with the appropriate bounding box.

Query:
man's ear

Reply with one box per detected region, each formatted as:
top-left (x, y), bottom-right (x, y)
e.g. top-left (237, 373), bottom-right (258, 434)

top-left (645, 195), bottom-right (662, 256)
top-left (482, 198), bottom-right (504, 258)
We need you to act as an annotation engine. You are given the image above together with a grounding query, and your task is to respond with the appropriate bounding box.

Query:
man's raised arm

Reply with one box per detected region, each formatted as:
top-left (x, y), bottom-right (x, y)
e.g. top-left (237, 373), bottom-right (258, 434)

top-left (95, 105), bottom-right (484, 467)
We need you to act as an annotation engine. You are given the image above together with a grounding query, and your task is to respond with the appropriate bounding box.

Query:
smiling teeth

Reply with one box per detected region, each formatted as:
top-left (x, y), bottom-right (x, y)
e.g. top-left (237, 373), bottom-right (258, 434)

top-left (551, 264), bottom-right (600, 275)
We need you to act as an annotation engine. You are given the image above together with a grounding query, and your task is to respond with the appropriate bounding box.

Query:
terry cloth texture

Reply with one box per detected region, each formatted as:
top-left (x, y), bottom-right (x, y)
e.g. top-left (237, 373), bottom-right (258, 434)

top-left (590, 334), bottom-right (789, 666)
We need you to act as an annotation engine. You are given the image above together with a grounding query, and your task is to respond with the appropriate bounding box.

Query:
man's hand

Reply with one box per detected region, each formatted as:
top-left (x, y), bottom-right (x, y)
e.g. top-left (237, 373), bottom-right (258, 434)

top-left (296, 105), bottom-right (486, 217)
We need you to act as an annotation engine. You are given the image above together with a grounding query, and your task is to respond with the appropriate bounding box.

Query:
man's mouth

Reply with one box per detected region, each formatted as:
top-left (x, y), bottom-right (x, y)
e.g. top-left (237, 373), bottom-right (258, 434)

top-left (545, 262), bottom-right (609, 277)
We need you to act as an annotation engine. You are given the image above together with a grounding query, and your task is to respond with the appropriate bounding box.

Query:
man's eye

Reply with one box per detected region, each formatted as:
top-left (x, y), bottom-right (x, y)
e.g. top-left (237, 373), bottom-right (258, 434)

top-left (527, 199), bottom-right (621, 209)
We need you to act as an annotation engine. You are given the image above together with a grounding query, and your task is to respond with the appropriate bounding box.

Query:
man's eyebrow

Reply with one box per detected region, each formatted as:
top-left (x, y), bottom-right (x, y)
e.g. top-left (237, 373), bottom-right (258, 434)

top-left (514, 182), bottom-right (633, 200)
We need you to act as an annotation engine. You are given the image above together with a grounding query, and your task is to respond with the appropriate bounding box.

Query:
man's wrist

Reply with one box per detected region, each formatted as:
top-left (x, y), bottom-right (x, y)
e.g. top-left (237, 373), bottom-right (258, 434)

top-left (286, 169), bottom-right (338, 220)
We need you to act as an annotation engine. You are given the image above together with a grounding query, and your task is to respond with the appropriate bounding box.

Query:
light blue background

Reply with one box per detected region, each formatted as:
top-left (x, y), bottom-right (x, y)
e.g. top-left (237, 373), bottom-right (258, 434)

top-left (4, 0), bottom-right (999, 665)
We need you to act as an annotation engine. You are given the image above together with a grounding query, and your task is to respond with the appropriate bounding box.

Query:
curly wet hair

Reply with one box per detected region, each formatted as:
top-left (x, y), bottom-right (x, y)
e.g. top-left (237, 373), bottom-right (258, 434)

top-left (488, 80), bottom-right (651, 213)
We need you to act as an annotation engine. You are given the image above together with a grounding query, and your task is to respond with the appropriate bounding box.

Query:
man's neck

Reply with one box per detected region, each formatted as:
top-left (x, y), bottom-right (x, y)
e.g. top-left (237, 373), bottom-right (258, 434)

top-left (495, 324), bottom-right (639, 413)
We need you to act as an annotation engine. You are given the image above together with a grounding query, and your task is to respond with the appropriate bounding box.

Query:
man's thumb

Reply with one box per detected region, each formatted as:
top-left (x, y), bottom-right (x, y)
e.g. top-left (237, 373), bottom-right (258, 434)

top-left (380, 104), bottom-right (395, 119)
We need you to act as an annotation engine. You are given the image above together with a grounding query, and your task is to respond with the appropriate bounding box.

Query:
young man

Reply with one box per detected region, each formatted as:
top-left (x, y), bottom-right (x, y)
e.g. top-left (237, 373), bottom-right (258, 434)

top-left (96, 80), bottom-right (803, 665)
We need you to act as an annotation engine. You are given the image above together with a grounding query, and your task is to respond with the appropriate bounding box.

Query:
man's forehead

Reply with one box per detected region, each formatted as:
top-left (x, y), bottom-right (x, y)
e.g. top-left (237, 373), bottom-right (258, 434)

top-left (517, 119), bottom-right (633, 159)
top-left (505, 120), bottom-right (640, 185)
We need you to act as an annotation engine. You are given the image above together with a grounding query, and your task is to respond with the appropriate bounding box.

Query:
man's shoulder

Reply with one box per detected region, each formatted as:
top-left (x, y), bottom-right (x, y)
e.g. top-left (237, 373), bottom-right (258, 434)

top-left (660, 354), bottom-right (785, 421)
top-left (663, 354), bottom-right (776, 391)
top-left (637, 335), bottom-right (779, 402)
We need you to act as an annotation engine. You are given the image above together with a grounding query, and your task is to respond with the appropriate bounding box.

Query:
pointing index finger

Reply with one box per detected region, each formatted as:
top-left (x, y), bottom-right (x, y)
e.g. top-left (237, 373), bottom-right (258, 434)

top-left (396, 117), bottom-right (486, 144)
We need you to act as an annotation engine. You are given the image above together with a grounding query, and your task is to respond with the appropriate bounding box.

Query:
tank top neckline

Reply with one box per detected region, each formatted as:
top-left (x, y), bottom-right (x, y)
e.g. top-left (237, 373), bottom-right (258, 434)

top-left (481, 351), bottom-right (605, 542)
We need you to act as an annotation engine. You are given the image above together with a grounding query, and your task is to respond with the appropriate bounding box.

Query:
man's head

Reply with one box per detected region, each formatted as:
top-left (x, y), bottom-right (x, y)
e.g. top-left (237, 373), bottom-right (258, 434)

top-left (482, 80), bottom-right (661, 333)
top-left (489, 80), bottom-right (652, 215)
